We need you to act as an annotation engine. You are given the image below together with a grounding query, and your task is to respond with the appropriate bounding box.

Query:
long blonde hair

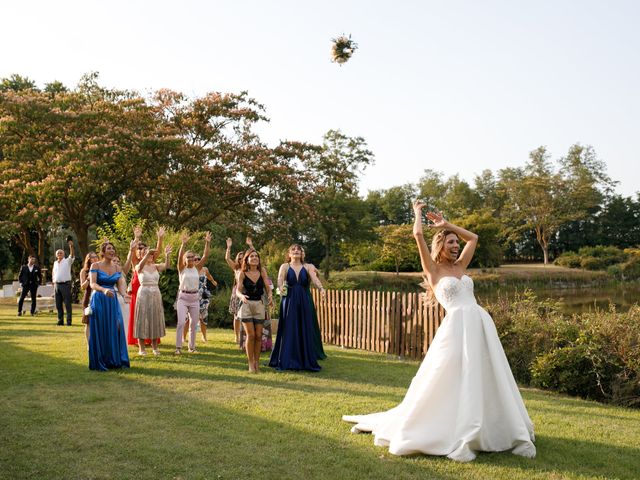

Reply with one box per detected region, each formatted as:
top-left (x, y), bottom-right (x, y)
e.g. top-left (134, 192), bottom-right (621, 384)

top-left (430, 230), bottom-right (457, 263)
top-left (422, 230), bottom-right (458, 304)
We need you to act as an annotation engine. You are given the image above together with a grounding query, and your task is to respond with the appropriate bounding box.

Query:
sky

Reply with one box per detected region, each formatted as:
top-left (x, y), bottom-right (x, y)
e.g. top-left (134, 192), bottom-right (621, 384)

top-left (2, 0), bottom-right (639, 197)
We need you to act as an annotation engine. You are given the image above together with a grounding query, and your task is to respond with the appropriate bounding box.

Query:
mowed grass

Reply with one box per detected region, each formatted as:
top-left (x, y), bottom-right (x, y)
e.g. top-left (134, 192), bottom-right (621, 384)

top-left (0, 303), bottom-right (639, 480)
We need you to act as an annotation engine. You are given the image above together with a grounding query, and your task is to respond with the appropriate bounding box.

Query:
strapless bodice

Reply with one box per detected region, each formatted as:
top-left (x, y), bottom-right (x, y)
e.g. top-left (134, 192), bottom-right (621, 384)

top-left (433, 275), bottom-right (477, 310)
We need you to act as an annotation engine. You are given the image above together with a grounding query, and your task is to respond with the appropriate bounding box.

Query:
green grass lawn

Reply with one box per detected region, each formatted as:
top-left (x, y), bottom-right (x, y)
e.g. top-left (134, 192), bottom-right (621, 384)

top-left (1, 303), bottom-right (639, 480)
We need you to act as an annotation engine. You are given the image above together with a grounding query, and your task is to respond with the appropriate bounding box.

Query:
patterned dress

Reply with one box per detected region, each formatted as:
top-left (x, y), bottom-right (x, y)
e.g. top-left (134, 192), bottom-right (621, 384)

top-left (133, 269), bottom-right (166, 340)
top-left (198, 272), bottom-right (210, 324)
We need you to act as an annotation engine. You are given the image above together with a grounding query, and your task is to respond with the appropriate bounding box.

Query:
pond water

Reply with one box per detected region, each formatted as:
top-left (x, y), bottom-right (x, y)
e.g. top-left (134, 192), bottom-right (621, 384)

top-left (476, 282), bottom-right (640, 314)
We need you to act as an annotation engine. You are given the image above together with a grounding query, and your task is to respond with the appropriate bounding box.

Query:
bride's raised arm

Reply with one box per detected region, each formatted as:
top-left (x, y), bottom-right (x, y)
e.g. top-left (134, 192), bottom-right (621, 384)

top-left (413, 200), bottom-right (437, 277)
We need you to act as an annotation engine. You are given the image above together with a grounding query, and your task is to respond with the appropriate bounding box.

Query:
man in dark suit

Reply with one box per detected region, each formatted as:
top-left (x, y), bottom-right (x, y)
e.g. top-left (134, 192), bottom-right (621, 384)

top-left (18, 255), bottom-right (42, 316)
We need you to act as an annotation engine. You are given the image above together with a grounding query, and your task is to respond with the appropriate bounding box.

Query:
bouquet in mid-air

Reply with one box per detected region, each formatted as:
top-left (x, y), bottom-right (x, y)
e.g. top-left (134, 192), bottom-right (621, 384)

top-left (331, 34), bottom-right (358, 65)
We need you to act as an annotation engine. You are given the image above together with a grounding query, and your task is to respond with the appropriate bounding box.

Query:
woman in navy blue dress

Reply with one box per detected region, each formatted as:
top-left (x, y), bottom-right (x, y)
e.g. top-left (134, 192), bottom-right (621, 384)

top-left (269, 244), bottom-right (325, 371)
top-left (88, 242), bottom-right (130, 371)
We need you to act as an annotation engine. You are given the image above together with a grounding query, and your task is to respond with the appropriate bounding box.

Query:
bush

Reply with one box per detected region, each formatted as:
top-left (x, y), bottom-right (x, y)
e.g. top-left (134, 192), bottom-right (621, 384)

top-left (206, 288), bottom-right (234, 328)
top-left (580, 256), bottom-right (607, 270)
top-left (486, 290), bottom-right (563, 384)
top-left (555, 252), bottom-right (582, 268)
top-left (158, 267), bottom-right (179, 325)
top-left (486, 292), bottom-right (640, 406)
top-left (607, 264), bottom-right (623, 278)
top-left (620, 256), bottom-right (640, 280)
top-left (531, 306), bottom-right (640, 406)
top-left (531, 345), bottom-right (600, 398)
top-left (577, 245), bottom-right (628, 265)
top-left (556, 246), bottom-right (630, 272)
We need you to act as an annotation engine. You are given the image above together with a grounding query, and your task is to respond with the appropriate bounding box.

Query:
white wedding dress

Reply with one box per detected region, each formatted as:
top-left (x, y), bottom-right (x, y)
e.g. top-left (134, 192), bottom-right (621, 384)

top-left (343, 275), bottom-right (536, 462)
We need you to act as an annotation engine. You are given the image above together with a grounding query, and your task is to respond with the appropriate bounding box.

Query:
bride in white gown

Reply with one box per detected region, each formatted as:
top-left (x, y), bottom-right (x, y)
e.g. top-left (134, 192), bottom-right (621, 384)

top-left (343, 201), bottom-right (536, 462)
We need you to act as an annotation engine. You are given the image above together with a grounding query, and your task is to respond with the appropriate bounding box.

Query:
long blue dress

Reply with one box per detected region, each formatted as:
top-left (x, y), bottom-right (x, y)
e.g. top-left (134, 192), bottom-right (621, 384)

top-left (269, 266), bottom-right (321, 371)
top-left (88, 269), bottom-right (130, 371)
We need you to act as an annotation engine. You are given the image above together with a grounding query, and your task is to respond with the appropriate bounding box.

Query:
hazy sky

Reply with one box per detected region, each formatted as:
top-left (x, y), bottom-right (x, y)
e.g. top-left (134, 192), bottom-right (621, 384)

top-left (2, 0), bottom-right (639, 197)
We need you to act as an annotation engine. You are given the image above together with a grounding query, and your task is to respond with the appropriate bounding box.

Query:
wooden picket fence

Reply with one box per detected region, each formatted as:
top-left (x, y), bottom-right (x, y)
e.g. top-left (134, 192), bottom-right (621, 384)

top-left (311, 289), bottom-right (446, 360)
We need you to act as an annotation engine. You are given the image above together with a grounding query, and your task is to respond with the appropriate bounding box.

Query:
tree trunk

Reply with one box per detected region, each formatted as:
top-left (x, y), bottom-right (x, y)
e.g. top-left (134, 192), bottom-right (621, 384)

top-left (17, 229), bottom-right (35, 258)
top-left (37, 229), bottom-right (45, 268)
top-left (70, 221), bottom-right (90, 259)
top-left (535, 227), bottom-right (550, 265)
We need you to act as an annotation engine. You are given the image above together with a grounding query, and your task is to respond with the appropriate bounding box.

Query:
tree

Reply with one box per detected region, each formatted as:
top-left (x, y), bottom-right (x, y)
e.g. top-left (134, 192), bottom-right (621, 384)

top-left (452, 210), bottom-right (503, 267)
top-left (416, 169), bottom-right (446, 211)
top-left (595, 195), bottom-right (640, 248)
top-left (0, 73), bottom-right (175, 256)
top-left (498, 147), bottom-right (572, 264)
top-left (474, 169), bottom-right (503, 212)
top-left (439, 174), bottom-right (482, 219)
top-left (300, 130), bottom-right (375, 279)
top-left (365, 184), bottom-right (416, 225)
top-left (0, 238), bottom-right (14, 283)
top-left (0, 74), bottom-right (37, 92)
top-left (555, 144), bottom-right (615, 253)
top-left (376, 224), bottom-right (420, 274)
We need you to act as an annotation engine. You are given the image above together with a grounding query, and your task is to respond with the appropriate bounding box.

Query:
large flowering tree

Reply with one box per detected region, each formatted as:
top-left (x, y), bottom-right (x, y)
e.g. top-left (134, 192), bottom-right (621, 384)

top-left (0, 73), bottom-right (313, 259)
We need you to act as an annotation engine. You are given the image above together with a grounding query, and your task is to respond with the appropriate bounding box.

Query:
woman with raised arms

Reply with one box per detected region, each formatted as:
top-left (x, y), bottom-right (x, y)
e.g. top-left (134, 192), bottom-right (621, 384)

top-left (343, 201), bottom-right (536, 462)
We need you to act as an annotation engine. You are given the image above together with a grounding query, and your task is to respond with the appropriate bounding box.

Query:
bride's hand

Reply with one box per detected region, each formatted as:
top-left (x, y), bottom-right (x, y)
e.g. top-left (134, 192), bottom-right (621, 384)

top-left (413, 199), bottom-right (427, 214)
top-left (426, 211), bottom-right (447, 228)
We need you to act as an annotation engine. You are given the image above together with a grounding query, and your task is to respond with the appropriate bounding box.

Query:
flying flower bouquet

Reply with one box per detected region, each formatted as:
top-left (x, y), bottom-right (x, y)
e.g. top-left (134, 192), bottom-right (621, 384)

top-left (331, 34), bottom-right (358, 65)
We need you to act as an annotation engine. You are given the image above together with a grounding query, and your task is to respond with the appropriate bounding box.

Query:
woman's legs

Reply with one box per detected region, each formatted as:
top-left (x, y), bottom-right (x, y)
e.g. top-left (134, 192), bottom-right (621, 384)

top-left (175, 295), bottom-right (189, 352)
top-left (183, 316), bottom-right (190, 342)
top-left (186, 300), bottom-right (201, 352)
top-left (137, 338), bottom-right (147, 355)
top-left (199, 317), bottom-right (207, 342)
top-left (234, 316), bottom-right (241, 343)
top-left (253, 323), bottom-right (264, 372)
top-left (243, 320), bottom-right (256, 372)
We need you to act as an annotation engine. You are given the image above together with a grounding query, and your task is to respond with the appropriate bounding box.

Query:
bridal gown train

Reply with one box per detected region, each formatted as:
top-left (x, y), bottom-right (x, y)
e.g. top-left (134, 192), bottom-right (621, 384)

top-left (342, 275), bottom-right (536, 462)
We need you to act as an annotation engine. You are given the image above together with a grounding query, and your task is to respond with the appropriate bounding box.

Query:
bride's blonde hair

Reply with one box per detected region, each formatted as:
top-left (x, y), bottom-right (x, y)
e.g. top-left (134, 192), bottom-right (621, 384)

top-left (421, 230), bottom-right (458, 304)
top-left (430, 230), bottom-right (457, 264)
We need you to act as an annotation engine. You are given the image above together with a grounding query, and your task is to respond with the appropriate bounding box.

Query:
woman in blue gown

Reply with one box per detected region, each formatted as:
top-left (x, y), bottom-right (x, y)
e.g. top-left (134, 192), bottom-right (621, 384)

top-left (269, 244), bottom-right (326, 371)
top-left (88, 241), bottom-right (130, 371)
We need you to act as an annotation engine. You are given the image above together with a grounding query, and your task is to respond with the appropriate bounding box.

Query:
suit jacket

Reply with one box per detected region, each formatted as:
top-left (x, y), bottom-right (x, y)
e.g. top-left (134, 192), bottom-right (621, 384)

top-left (19, 265), bottom-right (42, 287)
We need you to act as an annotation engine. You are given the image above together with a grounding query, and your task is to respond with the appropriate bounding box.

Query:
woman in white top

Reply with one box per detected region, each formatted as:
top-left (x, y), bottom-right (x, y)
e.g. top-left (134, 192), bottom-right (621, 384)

top-left (175, 231), bottom-right (212, 354)
top-left (134, 245), bottom-right (172, 356)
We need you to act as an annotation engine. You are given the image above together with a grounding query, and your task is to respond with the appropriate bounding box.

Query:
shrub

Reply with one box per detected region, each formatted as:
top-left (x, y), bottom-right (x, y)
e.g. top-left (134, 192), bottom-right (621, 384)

top-left (206, 288), bottom-right (234, 328)
top-left (486, 290), bottom-right (564, 384)
top-left (620, 256), bottom-right (640, 280)
top-left (555, 252), bottom-right (582, 268)
top-left (607, 264), bottom-right (623, 278)
top-left (158, 267), bottom-right (179, 325)
top-left (577, 245), bottom-right (628, 265)
top-left (487, 291), bottom-right (640, 407)
top-left (531, 306), bottom-right (640, 406)
top-left (580, 256), bottom-right (607, 270)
